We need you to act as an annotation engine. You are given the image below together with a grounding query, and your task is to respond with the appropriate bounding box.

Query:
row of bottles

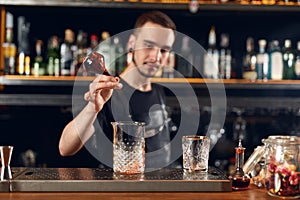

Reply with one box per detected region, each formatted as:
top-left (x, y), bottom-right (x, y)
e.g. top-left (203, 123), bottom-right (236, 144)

top-left (203, 26), bottom-right (232, 79)
top-left (201, 25), bottom-right (300, 80)
top-left (242, 37), bottom-right (300, 81)
top-left (2, 12), bottom-right (300, 80)
top-left (2, 13), bottom-right (126, 77)
top-left (174, 26), bottom-right (232, 79)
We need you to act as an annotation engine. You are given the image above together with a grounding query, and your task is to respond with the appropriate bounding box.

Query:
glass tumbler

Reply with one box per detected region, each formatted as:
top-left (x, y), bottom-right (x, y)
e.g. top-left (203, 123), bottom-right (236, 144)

top-left (182, 135), bottom-right (210, 172)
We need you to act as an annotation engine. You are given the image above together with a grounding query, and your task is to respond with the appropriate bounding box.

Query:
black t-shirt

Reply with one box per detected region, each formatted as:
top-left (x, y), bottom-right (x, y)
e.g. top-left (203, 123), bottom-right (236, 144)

top-left (93, 78), bottom-right (172, 169)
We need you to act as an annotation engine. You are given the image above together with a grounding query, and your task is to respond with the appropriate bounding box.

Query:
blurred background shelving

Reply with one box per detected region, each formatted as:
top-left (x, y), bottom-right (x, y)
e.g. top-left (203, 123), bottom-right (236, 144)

top-left (0, 0), bottom-right (300, 173)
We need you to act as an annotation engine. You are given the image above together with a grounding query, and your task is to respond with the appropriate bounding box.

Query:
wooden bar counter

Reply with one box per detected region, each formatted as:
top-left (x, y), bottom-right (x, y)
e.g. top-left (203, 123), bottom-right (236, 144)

top-left (0, 168), bottom-right (276, 200)
top-left (0, 185), bottom-right (273, 200)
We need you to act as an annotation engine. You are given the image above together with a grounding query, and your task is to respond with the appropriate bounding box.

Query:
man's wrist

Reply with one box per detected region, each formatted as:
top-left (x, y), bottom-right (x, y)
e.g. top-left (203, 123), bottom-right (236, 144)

top-left (86, 102), bottom-right (103, 114)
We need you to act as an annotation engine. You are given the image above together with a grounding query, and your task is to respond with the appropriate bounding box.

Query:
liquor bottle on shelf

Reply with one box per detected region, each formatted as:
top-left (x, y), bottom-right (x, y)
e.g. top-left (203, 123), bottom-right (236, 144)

top-left (219, 33), bottom-right (231, 79)
top-left (24, 56), bottom-right (30, 76)
top-left (282, 39), bottom-right (296, 80)
top-left (54, 57), bottom-right (60, 77)
top-left (242, 37), bottom-right (257, 81)
top-left (268, 40), bottom-right (283, 80)
top-left (112, 36), bottom-right (125, 76)
top-left (74, 30), bottom-right (88, 75)
top-left (17, 51), bottom-right (25, 75)
top-left (2, 12), bottom-right (17, 75)
top-left (203, 26), bottom-right (219, 79)
top-left (176, 35), bottom-right (194, 78)
top-left (256, 39), bottom-right (269, 81)
top-left (60, 29), bottom-right (76, 76)
top-left (87, 34), bottom-right (99, 55)
top-left (295, 41), bottom-right (300, 80)
top-left (98, 31), bottom-right (115, 76)
top-left (32, 39), bottom-right (45, 76)
top-left (17, 16), bottom-right (30, 75)
top-left (47, 36), bottom-right (60, 76)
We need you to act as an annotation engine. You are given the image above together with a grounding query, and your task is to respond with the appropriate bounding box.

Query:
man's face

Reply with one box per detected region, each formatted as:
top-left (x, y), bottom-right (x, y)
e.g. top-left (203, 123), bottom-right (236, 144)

top-left (132, 22), bottom-right (175, 78)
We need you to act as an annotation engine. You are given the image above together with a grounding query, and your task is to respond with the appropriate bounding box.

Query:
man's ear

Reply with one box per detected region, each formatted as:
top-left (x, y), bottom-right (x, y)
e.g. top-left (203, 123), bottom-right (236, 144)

top-left (127, 34), bottom-right (136, 52)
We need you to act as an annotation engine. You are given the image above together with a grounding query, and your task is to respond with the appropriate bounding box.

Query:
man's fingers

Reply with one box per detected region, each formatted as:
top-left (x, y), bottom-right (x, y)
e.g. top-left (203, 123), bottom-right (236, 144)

top-left (84, 91), bottom-right (92, 101)
top-left (93, 74), bottom-right (119, 83)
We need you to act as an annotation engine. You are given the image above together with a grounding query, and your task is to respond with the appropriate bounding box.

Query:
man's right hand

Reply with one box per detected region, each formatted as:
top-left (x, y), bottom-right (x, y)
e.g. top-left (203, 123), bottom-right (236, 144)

top-left (84, 75), bottom-right (123, 113)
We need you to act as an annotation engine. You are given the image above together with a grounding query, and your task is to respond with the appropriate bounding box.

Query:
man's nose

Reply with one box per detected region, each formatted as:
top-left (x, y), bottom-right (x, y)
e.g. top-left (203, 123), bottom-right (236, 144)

top-left (149, 48), bottom-right (162, 62)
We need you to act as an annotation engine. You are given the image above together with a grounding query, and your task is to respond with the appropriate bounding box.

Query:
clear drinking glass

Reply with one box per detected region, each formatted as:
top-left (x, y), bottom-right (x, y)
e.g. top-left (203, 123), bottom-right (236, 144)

top-left (111, 121), bottom-right (145, 175)
top-left (182, 135), bottom-right (210, 172)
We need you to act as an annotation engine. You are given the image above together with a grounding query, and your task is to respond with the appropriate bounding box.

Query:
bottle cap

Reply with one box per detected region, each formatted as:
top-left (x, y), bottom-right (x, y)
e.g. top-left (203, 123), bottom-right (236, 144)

top-left (6, 12), bottom-right (13, 28)
top-left (272, 40), bottom-right (279, 46)
top-left (101, 31), bottom-right (110, 40)
top-left (90, 34), bottom-right (98, 41)
top-left (284, 39), bottom-right (291, 48)
top-left (258, 39), bottom-right (267, 47)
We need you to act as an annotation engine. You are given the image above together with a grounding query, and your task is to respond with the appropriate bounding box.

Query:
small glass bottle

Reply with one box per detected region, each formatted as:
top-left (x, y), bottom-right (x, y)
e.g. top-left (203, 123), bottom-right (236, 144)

top-left (82, 52), bottom-right (110, 76)
top-left (229, 139), bottom-right (250, 190)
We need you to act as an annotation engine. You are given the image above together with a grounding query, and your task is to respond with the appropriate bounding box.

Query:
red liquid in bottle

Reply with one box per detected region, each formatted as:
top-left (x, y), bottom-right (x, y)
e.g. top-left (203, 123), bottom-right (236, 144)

top-left (231, 176), bottom-right (250, 190)
top-left (229, 140), bottom-right (250, 191)
top-left (82, 52), bottom-right (110, 76)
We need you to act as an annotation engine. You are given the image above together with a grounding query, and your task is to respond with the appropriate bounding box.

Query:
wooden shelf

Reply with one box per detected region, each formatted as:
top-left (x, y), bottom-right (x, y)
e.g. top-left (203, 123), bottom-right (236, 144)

top-left (1, 75), bottom-right (300, 90)
top-left (0, 75), bottom-right (300, 108)
top-left (1, 0), bottom-right (300, 12)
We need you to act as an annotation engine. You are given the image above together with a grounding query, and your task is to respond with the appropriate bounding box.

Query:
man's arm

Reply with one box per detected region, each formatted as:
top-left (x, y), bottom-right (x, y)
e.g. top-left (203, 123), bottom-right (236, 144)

top-left (59, 102), bottom-right (98, 156)
top-left (58, 75), bottom-right (122, 156)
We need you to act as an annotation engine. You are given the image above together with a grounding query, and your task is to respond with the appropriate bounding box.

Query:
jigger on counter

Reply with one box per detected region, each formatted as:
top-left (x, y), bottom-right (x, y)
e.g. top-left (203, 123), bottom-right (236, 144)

top-left (0, 146), bottom-right (14, 181)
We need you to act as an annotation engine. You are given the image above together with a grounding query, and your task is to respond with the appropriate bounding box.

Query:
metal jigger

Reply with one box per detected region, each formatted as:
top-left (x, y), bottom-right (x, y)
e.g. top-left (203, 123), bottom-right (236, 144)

top-left (0, 146), bottom-right (14, 181)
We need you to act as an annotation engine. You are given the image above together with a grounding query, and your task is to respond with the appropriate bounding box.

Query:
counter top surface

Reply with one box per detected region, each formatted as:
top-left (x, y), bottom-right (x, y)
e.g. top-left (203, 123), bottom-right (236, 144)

top-left (0, 185), bottom-right (273, 200)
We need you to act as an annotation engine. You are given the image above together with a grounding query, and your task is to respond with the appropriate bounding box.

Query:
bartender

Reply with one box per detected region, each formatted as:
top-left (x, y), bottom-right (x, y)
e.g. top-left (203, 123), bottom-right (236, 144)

top-left (58, 10), bottom-right (178, 169)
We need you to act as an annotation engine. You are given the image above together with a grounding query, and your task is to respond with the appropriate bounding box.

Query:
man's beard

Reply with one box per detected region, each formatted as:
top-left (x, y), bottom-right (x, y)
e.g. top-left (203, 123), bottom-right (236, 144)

top-left (132, 54), bottom-right (158, 78)
top-left (136, 65), bottom-right (157, 78)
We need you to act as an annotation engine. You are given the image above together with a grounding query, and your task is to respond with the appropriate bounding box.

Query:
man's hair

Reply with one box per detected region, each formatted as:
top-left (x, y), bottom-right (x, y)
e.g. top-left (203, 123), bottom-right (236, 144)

top-left (134, 10), bottom-right (176, 35)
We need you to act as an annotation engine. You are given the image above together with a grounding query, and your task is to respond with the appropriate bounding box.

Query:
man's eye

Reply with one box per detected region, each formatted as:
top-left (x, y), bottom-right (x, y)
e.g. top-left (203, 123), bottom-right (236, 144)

top-left (145, 43), bottom-right (154, 48)
top-left (160, 49), bottom-right (169, 54)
